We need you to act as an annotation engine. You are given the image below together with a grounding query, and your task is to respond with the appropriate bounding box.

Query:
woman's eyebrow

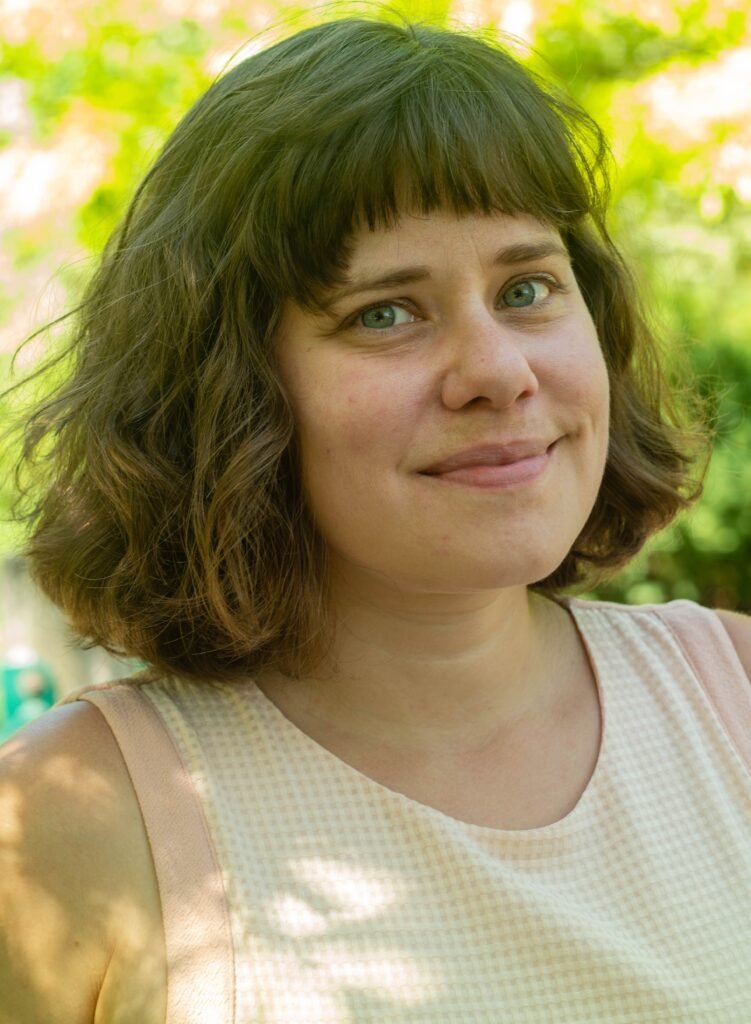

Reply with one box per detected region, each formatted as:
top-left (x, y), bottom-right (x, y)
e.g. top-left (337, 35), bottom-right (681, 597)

top-left (317, 239), bottom-right (571, 313)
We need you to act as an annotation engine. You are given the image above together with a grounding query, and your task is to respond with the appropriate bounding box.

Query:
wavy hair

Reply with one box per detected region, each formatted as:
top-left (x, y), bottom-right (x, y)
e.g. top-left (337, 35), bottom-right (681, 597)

top-left (6, 15), bottom-right (706, 682)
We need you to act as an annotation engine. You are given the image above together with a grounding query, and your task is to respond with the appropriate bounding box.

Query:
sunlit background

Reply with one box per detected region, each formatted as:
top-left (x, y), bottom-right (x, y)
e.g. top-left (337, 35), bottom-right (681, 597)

top-left (1, 0), bottom-right (750, 732)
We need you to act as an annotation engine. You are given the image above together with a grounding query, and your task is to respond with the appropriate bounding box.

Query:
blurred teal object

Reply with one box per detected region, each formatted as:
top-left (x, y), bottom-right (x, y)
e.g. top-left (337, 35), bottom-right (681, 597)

top-left (0, 645), bottom-right (58, 742)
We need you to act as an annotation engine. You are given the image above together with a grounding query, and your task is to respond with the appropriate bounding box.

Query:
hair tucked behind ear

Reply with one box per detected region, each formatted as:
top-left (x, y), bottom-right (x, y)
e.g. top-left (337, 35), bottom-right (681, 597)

top-left (3, 14), bottom-right (707, 683)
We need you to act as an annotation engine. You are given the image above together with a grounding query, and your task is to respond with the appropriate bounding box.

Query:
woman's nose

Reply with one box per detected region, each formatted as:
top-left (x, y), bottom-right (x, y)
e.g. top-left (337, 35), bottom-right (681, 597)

top-left (439, 309), bottom-right (540, 410)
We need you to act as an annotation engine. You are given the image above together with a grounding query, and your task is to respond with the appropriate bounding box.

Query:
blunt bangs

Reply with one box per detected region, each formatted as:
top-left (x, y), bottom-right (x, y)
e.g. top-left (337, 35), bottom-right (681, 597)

top-left (225, 19), bottom-right (612, 308)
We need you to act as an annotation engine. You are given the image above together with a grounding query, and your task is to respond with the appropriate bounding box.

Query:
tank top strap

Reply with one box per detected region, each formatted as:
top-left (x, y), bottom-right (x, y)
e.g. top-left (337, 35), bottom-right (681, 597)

top-left (651, 601), bottom-right (751, 774)
top-left (59, 681), bottom-right (235, 1023)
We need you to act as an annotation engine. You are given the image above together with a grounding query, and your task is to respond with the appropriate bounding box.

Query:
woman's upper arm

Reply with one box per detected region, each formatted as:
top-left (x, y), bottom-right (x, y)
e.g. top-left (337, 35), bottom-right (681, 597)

top-left (0, 700), bottom-right (166, 1024)
top-left (715, 609), bottom-right (751, 683)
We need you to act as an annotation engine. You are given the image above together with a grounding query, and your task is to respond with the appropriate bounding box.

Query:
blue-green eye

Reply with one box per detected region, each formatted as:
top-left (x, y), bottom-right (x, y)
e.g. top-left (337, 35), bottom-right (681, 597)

top-left (502, 278), bottom-right (552, 308)
top-left (359, 304), bottom-right (413, 329)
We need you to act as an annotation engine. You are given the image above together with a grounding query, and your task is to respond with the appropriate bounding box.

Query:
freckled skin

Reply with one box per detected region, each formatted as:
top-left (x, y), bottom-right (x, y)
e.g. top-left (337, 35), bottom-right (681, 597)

top-left (277, 210), bottom-right (610, 598)
top-left (258, 209), bottom-right (610, 796)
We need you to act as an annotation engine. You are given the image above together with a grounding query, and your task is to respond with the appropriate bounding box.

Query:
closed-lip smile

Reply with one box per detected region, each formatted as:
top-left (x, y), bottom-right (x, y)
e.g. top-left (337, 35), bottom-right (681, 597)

top-left (420, 439), bottom-right (556, 475)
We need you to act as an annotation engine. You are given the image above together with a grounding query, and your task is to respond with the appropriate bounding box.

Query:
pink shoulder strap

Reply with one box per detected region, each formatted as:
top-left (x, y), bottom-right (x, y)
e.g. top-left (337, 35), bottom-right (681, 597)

top-left (652, 602), bottom-right (751, 774)
top-left (59, 682), bottom-right (235, 1022)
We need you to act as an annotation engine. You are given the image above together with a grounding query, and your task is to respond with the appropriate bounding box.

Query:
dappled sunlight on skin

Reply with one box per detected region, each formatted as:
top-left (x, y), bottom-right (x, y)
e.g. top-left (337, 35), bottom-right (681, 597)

top-left (0, 778), bottom-right (23, 845)
top-left (40, 751), bottom-right (118, 800)
top-left (0, 705), bottom-right (168, 1022)
top-left (0, 762), bottom-right (99, 1020)
top-left (94, 896), bottom-right (171, 1021)
top-left (0, 868), bottom-right (101, 1010)
top-left (0, 698), bottom-right (255, 1019)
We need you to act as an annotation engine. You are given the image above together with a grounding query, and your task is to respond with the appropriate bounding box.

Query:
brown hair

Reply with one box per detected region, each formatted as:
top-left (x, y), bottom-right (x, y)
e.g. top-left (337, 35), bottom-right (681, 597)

top-left (5, 15), bottom-right (706, 683)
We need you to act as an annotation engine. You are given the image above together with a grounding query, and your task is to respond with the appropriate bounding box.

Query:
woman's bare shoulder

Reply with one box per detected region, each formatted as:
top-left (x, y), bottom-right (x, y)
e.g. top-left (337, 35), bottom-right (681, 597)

top-left (0, 700), bottom-right (167, 1024)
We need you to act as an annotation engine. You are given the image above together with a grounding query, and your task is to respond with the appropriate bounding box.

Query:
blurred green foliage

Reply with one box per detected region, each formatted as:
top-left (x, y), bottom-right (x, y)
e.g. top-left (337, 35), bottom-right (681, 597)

top-left (1, 0), bottom-right (749, 609)
top-left (527, 1), bottom-right (751, 610)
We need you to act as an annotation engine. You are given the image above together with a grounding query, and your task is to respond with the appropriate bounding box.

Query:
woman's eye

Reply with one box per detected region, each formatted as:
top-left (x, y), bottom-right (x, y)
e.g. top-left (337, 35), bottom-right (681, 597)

top-left (358, 304), bottom-right (414, 330)
top-left (350, 279), bottom-right (559, 332)
top-left (501, 278), bottom-right (553, 308)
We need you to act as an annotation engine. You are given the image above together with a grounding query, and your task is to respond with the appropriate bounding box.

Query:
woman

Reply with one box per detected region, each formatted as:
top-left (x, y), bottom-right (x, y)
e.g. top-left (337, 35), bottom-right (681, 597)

top-left (1, 14), bottom-right (750, 1023)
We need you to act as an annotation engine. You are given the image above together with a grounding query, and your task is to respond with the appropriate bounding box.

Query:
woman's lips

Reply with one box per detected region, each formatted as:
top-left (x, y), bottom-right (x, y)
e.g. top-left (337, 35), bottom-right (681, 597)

top-left (420, 441), bottom-right (557, 489)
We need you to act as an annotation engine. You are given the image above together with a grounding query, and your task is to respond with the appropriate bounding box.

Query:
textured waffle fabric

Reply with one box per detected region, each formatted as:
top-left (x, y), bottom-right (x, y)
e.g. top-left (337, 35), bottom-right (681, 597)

top-left (61, 598), bottom-right (751, 1022)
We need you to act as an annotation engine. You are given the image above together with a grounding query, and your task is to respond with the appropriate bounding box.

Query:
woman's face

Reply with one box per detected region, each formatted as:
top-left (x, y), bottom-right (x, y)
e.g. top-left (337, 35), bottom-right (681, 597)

top-left (276, 209), bottom-right (610, 595)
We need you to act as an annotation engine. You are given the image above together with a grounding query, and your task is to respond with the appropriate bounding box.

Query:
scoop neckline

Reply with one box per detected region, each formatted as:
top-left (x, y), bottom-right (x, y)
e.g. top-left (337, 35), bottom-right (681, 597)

top-left (247, 596), bottom-right (606, 839)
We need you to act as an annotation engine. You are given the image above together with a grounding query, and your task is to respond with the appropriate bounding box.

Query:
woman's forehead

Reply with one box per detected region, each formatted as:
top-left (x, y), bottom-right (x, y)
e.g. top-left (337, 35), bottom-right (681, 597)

top-left (286, 176), bottom-right (571, 311)
top-left (352, 208), bottom-right (560, 247)
top-left (337, 210), bottom-right (565, 278)
top-left (296, 210), bottom-right (568, 321)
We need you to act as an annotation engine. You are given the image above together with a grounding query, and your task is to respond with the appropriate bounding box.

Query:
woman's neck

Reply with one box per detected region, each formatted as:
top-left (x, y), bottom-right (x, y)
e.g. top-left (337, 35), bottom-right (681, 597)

top-left (256, 575), bottom-right (575, 759)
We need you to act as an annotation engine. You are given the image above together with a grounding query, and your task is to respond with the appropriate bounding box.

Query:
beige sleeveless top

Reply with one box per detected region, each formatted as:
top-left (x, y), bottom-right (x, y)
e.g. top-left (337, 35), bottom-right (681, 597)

top-left (59, 598), bottom-right (751, 1022)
